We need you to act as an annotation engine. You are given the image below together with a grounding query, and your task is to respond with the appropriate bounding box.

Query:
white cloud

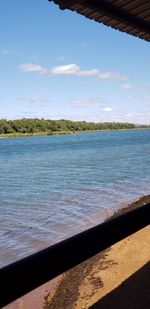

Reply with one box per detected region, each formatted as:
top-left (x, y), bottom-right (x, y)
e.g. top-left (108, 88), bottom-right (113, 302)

top-left (51, 64), bottom-right (126, 81)
top-left (102, 107), bottom-right (113, 112)
top-left (99, 72), bottom-right (127, 81)
top-left (78, 69), bottom-right (99, 76)
top-left (122, 83), bottom-right (132, 89)
top-left (51, 64), bottom-right (99, 76)
top-left (20, 62), bottom-right (128, 82)
top-left (51, 64), bottom-right (80, 75)
top-left (19, 63), bottom-right (48, 74)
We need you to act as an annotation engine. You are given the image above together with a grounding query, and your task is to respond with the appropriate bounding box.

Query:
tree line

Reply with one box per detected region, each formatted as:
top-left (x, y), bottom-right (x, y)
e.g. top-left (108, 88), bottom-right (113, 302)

top-left (0, 118), bottom-right (147, 135)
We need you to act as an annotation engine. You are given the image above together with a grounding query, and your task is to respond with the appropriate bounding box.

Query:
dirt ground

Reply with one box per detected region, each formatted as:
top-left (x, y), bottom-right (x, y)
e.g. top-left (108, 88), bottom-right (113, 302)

top-left (45, 195), bottom-right (150, 309)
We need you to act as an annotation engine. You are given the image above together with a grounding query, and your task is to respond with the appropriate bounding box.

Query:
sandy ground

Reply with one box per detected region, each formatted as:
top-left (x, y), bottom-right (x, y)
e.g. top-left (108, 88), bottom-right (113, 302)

top-left (77, 226), bottom-right (150, 309)
top-left (44, 226), bottom-right (150, 309)
top-left (3, 195), bottom-right (150, 309)
top-left (45, 196), bottom-right (150, 309)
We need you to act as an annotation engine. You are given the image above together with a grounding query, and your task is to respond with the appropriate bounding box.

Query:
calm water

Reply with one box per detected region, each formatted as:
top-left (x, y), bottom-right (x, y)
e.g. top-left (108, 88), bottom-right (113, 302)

top-left (0, 130), bottom-right (150, 267)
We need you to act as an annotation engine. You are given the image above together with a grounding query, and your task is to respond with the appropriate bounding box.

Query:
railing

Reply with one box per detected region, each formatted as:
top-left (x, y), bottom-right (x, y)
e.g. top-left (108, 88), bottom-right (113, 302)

top-left (0, 202), bottom-right (150, 308)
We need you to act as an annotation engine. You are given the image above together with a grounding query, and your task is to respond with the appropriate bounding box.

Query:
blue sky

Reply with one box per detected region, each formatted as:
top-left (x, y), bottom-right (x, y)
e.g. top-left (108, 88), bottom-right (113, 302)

top-left (0, 0), bottom-right (150, 124)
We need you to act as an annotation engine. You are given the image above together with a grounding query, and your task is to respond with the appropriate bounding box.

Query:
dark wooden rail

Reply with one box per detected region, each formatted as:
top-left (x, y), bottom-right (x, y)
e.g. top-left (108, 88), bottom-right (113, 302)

top-left (0, 203), bottom-right (150, 308)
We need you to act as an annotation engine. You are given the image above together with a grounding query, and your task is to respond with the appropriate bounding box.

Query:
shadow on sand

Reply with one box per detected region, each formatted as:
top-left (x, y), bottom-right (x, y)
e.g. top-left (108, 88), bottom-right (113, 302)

top-left (90, 261), bottom-right (150, 309)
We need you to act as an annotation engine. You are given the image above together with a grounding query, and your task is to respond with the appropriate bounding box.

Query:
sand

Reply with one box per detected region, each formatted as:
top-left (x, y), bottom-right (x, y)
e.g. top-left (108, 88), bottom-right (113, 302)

top-left (44, 227), bottom-right (150, 309)
top-left (45, 195), bottom-right (150, 309)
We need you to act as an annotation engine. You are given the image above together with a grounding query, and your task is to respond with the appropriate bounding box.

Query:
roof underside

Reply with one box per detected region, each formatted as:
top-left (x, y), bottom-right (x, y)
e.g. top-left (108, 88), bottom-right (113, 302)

top-left (49, 0), bottom-right (150, 42)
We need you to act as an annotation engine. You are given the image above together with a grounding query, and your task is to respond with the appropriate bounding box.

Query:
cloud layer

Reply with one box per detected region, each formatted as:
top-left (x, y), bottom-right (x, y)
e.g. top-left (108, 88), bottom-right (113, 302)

top-left (19, 63), bottom-right (48, 74)
top-left (102, 107), bottom-right (113, 112)
top-left (71, 97), bottom-right (105, 105)
top-left (19, 62), bottom-right (127, 82)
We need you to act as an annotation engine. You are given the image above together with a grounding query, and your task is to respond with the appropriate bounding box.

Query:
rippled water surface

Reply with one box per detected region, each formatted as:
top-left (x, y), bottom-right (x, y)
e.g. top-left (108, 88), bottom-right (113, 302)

top-left (0, 130), bottom-right (150, 267)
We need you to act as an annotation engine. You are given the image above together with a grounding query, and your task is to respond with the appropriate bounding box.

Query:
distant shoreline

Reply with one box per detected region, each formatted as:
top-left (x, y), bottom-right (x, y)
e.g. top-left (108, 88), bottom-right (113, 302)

top-left (0, 127), bottom-right (149, 138)
top-left (0, 118), bottom-right (149, 138)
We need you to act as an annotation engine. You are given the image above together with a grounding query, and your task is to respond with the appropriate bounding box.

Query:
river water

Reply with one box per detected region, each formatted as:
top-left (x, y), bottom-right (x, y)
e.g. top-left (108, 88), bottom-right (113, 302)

top-left (0, 130), bottom-right (150, 267)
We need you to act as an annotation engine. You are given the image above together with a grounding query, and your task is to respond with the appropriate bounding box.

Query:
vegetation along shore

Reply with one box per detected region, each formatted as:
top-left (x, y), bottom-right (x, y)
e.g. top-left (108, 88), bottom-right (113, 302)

top-left (0, 118), bottom-right (149, 138)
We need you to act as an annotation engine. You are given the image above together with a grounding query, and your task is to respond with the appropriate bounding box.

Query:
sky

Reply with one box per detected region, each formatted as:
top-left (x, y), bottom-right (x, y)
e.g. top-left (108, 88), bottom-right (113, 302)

top-left (0, 0), bottom-right (150, 124)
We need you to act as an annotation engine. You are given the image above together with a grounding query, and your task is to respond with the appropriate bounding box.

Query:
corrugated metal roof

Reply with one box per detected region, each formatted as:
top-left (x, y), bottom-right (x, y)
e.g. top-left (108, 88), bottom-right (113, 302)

top-left (49, 0), bottom-right (150, 41)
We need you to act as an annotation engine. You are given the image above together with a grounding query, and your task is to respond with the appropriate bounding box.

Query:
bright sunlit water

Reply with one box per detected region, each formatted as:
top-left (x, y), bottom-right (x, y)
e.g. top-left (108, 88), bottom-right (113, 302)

top-left (0, 130), bottom-right (150, 267)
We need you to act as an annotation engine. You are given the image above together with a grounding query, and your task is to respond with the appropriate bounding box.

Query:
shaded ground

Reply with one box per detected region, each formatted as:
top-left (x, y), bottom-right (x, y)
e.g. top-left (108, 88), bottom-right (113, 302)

top-left (3, 277), bottom-right (60, 309)
top-left (44, 195), bottom-right (150, 309)
top-left (90, 261), bottom-right (150, 309)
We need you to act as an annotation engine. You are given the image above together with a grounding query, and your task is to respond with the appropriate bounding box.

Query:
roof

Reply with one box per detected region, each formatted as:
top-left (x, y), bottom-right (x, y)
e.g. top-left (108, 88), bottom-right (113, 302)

top-left (49, 0), bottom-right (150, 42)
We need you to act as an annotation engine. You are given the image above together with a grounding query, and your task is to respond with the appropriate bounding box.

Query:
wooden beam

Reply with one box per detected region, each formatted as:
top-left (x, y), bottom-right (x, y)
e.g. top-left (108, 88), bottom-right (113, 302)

top-left (81, 0), bottom-right (150, 34)
top-left (49, 0), bottom-right (150, 35)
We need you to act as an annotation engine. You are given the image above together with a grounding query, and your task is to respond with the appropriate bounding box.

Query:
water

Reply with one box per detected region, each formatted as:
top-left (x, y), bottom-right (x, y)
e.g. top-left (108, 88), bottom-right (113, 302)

top-left (0, 130), bottom-right (150, 267)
